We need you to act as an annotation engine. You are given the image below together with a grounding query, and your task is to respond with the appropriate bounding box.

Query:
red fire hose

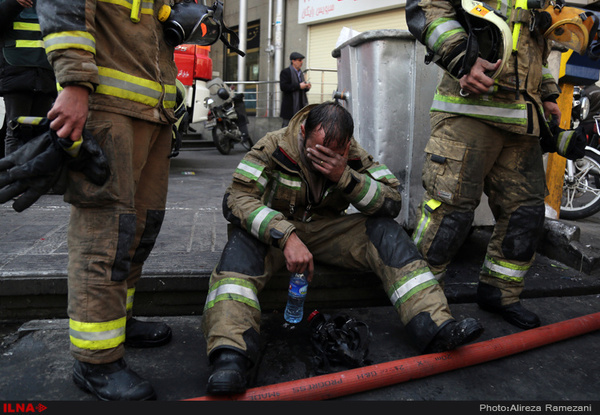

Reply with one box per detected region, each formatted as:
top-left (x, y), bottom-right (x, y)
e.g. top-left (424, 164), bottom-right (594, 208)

top-left (188, 311), bottom-right (600, 401)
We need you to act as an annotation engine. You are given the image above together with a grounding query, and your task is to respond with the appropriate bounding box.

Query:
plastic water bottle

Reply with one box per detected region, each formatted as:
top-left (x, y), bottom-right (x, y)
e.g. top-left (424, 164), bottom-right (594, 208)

top-left (284, 272), bottom-right (308, 324)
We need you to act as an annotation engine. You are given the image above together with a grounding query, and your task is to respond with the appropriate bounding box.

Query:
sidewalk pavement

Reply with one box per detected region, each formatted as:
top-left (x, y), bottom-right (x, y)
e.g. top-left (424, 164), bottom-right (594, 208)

top-left (1, 147), bottom-right (600, 405)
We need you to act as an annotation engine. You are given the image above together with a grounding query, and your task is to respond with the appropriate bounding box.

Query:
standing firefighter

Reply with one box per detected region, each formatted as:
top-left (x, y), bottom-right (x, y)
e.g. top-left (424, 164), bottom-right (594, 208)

top-left (30, 0), bottom-right (243, 401)
top-left (35, 0), bottom-right (180, 401)
top-left (202, 102), bottom-right (484, 395)
top-left (406, 0), bottom-right (592, 329)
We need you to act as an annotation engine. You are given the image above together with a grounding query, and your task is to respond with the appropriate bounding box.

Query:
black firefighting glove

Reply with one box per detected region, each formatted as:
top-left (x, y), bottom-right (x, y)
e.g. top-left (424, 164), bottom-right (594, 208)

top-left (0, 119), bottom-right (110, 212)
top-left (540, 118), bottom-right (587, 160)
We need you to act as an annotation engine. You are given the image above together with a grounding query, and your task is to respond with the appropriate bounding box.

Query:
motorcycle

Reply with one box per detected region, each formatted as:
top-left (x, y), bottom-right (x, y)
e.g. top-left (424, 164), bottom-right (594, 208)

top-left (560, 86), bottom-right (600, 220)
top-left (204, 77), bottom-right (253, 155)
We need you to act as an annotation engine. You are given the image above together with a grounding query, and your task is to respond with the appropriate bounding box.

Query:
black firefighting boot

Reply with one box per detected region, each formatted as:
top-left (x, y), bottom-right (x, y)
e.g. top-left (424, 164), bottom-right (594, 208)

top-left (73, 358), bottom-right (156, 401)
top-left (125, 318), bottom-right (172, 348)
top-left (424, 318), bottom-right (484, 353)
top-left (405, 312), bottom-right (484, 354)
top-left (477, 282), bottom-right (541, 330)
top-left (206, 348), bottom-right (250, 395)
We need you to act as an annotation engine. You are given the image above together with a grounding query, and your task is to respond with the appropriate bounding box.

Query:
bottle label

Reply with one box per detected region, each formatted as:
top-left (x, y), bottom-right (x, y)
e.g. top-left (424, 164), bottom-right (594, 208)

top-left (289, 282), bottom-right (307, 297)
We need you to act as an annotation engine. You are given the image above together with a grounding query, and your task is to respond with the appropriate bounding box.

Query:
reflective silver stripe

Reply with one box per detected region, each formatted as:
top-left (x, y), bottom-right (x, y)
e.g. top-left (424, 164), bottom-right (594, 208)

top-left (412, 199), bottom-right (441, 248)
top-left (70, 326), bottom-right (125, 342)
top-left (275, 173), bottom-right (301, 189)
top-left (236, 160), bottom-right (267, 190)
top-left (237, 160), bottom-right (262, 179)
top-left (126, 287), bottom-right (135, 311)
top-left (205, 283), bottom-right (259, 305)
top-left (164, 87), bottom-right (177, 107)
top-left (355, 177), bottom-right (379, 209)
top-left (412, 210), bottom-right (429, 247)
top-left (499, 0), bottom-right (509, 18)
top-left (432, 99), bottom-right (528, 120)
top-left (250, 206), bottom-right (277, 239)
top-left (390, 271), bottom-right (437, 304)
top-left (368, 166), bottom-right (394, 180)
top-left (427, 20), bottom-right (464, 51)
top-left (557, 131), bottom-right (573, 155)
top-left (98, 71), bottom-right (162, 102)
top-left (483, 257), bottom-right (528, 279)
top-left (99, 0), bottom-right (155, 14)
top-left (43, 32), bottom-right (96, 54)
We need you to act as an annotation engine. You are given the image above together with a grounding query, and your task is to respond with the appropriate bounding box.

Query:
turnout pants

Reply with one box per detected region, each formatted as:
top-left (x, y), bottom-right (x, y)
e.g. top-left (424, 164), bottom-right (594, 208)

top-left (412, 115), bottom-right (546, 305)
top-left (202, 214), bottom-right (455, 363)
top-left (66, 111), bottom-right (172, 364)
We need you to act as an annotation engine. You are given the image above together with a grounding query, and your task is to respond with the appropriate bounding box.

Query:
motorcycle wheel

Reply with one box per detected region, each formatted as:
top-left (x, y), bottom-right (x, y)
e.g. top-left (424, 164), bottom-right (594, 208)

top-left (241, 135), bottom-right (253, 151)
top-left (212, 124), bottom-right (232, 155)
top-left (560, 150), bottom-right (600, 220)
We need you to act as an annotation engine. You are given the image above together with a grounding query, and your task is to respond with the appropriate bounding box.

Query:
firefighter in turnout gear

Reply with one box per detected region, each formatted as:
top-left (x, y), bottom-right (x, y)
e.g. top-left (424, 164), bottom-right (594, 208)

top-left (406, 0), bottom-right (568, 330)
top-left (0, 0), bottom-right (57, 156)
top-left (201, 102), bottom-right (484, 395)
top-left (35, 0), bottom-right (181, 401)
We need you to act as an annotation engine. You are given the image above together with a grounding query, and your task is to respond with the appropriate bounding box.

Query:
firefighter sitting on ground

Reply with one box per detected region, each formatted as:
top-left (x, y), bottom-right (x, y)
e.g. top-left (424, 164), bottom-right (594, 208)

top-left (201, 101), bottom-right (484, 395)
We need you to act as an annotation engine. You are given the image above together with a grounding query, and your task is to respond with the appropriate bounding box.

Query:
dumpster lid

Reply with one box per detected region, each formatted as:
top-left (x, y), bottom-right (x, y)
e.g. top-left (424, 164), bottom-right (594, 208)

top-left (331, 29), bottom-right (415, 58)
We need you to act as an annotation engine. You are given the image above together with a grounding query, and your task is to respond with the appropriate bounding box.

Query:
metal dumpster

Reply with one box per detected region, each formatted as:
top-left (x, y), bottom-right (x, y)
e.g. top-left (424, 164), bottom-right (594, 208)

top-left (332, 29), bottom-right (494, 229)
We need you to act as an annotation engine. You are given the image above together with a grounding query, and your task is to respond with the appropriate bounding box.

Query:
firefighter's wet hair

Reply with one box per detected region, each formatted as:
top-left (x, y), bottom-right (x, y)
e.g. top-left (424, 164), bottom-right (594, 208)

top-left (305, 101), bottom-right (354, 148)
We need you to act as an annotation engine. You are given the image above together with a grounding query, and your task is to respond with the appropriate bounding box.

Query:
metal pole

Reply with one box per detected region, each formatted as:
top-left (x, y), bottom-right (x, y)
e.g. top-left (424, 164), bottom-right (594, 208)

top-left (274, 0), bottom-right (284, 117)
top-left (265, 0), bottom-right (274, 117)
top-left (237, 0), bottom-right (247, 94)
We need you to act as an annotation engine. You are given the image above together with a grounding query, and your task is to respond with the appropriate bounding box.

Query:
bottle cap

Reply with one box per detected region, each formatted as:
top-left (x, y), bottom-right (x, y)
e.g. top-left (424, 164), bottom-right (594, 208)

top-left (307, 310), bottom-right (320, 322)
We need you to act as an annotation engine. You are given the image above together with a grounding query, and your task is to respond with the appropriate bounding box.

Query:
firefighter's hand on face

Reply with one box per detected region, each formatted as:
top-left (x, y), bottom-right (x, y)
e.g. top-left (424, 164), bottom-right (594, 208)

top-left (47, 85), bottom-right (90, 142)
top-left (543, 100), bottom-right (561, 126)
top-left (306, 142), bottom-right (350, 183)
top-left (459, 57), bottom-right (502, 96)
top-left (16, 0), bottom-right (34, 7)
top-left (283, 232), bottom-right (314, 282)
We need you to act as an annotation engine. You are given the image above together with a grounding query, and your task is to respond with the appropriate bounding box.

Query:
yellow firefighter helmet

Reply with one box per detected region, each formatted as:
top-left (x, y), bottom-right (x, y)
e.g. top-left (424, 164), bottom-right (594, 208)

top-left (461, 0), bottom-right (513, 79)
top-left (541, 5), bottom-right (598, 55)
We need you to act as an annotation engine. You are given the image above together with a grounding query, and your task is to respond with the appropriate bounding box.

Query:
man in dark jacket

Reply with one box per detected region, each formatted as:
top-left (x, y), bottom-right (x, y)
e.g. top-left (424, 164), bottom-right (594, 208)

top-left (0, 0), bottom-right (56, 155)
top-left (279, 51), bottom-right (311, 127)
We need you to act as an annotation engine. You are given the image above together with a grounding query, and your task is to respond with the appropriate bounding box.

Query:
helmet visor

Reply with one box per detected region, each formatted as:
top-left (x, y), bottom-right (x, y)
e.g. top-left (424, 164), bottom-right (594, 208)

top-left (187, 14), bottom-right (221, 46)
top-left (545, 22), bottom-right (589, 54)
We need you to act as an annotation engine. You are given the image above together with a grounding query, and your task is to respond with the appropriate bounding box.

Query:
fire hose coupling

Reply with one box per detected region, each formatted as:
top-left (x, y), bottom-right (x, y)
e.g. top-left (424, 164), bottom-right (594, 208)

top-left (157, 0), bottom-right (246, 56)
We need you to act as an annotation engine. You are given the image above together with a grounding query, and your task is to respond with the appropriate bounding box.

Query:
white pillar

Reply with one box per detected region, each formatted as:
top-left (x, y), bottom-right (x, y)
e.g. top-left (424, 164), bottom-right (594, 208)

top-left (237, 0), bottom-right (247, 93)
top-left (274, 0), bottom-right (285, 117)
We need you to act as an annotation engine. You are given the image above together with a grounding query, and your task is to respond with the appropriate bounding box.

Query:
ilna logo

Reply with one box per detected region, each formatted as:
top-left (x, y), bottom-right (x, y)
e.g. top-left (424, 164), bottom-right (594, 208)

top-left (3, 403), bottom-right (47, 413)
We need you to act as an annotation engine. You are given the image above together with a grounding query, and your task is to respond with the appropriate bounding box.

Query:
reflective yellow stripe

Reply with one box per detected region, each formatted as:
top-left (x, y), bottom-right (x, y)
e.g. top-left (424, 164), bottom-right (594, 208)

top-left (13, 21), bottom-right (40, 31)
top-left (204, 277), bottom-right (260, 311)
top-left (389, 268), bottom-right (438, 308)
top-left (69, 317), bottom-right (126, 350)
top-left (512, 0), bottom-right (528, 51)
top-left (126, 288), bottom-right (135, 311)
top-left (99, 0), bottom-right (155, 15)
top-left (412, 199), bottom-right (442, 248)
top-left (164, 84), bottom-right (177, 109)
top-left (97, 66), bottom-right (177, 108)
top-left (482, 255), bottom-right (529, 283)
top-left (15, 39), bottom-right (44, 49)
top-left (16, 116), bottom-right (45, 125)
top-left (44, 31), bottom-right (96, 54)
